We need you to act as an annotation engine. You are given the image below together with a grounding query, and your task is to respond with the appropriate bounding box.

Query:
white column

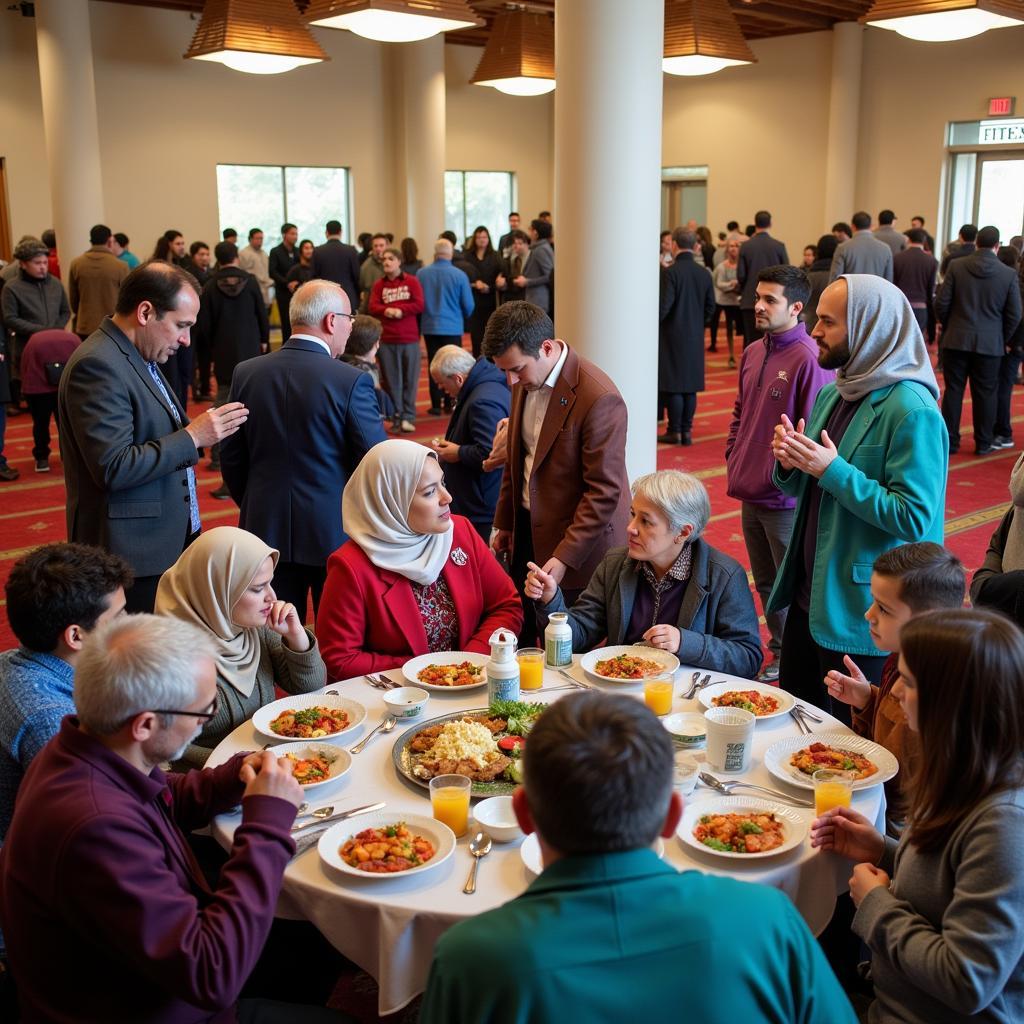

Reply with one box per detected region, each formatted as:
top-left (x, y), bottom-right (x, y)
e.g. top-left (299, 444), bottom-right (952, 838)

top-left (823, 22), bottom-right (864, 226)
top-left (35, 0), bottom-right (105, 267)
top-left (554, 0), bottom-right (664, 480)
top-left (401, 36), bottom-right (446, 245)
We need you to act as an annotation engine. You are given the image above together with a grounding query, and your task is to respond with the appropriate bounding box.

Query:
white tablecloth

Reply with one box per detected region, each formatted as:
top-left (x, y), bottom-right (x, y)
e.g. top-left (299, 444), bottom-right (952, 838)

top-left (207, 662), bottom-right (885, 1016)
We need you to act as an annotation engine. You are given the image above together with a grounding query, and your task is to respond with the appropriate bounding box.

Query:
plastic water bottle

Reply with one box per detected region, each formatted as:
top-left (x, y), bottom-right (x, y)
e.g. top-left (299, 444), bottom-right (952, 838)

top-left (544, 612), bottom-right (573, 668)
top-left (486, 629), bottom-right (520, 704)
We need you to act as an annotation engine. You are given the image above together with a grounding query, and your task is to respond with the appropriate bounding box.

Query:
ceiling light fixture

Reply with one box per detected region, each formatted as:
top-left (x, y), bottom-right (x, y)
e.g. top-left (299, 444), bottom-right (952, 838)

top-left (305, 0), bottom-right (482, 43)
top-left (663, 0), bottom-right (756, 77)
top-left (184, 0), bottom-right (328, 75)
top-left (862, 0), bottom-right (1024, 41)
top-left (470, 8), bottom-right (555, 96)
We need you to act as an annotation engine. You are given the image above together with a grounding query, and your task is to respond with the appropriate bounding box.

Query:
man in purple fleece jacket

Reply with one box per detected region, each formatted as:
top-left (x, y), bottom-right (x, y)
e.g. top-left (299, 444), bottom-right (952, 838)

top-left (0, 614), bottom-right (343, 1024)
top-left (726, 266), bottom-right (835, 679)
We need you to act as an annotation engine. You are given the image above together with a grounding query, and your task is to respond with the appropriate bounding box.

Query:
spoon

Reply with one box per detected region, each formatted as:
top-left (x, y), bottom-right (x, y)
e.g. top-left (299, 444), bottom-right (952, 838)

top-left (463, 832), bottom-right (492, 894)
top-left (682, 670), bottom-right (702, 699)
top-left (698, 771), bottom-right (812, 807)
top-left (351, 715), bottom-right (397, 754)
top-left (290, 805), bottom-right (334, 831)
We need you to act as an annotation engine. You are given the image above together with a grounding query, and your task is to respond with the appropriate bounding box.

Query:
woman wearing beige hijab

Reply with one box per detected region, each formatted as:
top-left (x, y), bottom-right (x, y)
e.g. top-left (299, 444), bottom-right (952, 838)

top-left (156, 526), bottom-right (326, 766)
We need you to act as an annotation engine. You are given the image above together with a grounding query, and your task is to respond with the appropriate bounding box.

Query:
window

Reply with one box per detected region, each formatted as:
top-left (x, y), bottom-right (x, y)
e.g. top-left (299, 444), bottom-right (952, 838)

top-left (445, 171), bottom-right (515, 249)
top-left (215, 165), bottom-right (351, 248)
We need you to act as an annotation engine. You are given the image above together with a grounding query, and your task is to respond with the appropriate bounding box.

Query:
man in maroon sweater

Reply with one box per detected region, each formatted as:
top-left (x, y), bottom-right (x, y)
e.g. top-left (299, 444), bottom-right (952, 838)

top-left (0, 614), bottom-right (342, 1024)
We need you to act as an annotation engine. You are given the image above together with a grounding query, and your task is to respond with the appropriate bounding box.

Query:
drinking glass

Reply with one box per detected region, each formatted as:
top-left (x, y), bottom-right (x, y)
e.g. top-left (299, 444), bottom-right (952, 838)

top-left (430, 774), bottom-right (472, 837)
top-left (517, 648), bottom-right (544, 690)
top-left (643, 675), bottom-right (674, 716)
top-left (812, 769), bottom-right (855, 817)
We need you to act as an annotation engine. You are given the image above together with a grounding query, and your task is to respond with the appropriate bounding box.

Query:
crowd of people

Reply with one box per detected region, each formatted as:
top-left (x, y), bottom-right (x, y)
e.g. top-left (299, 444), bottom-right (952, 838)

top-left (0, 203), bottom-right (1023, 1023)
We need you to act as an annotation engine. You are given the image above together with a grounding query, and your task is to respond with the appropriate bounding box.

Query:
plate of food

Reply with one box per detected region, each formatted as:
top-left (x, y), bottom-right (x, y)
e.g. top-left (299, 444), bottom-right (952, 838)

top-left (317, 810), bottom-right (456, 879)
top-left (392, 699), bottom-right (548, 796)
top-left (698, 681), bottom-right (795, 720)
top-left (579, 645), bottom-right (679, 684)
top-left (763, 730), bottom-right (899, 792)
top-left (269, 741), bottom-right (352, 790)
top-left (678, 796), bottom-right (807, 860)
top-left (251, 693), bottom-right (367, 743)
top-left (401, 651), bottom-right (489, 692)
top-left (520, 832), bottom-right (666, 876)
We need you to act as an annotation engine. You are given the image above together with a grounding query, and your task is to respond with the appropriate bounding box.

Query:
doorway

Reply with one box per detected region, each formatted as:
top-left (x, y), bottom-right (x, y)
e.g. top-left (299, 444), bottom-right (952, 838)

top-left (975, 155), bottom-right (1024, 242)
top-left (661, 166), bottom-right (708, 229)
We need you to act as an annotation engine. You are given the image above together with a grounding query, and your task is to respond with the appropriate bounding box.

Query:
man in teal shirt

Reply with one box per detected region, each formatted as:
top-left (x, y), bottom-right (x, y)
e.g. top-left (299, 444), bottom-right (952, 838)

top-left (419, 694), bottom-right (856, 1024)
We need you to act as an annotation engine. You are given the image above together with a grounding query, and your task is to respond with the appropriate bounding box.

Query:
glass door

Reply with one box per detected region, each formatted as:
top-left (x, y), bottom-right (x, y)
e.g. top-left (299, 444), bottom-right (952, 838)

top-left (974, 155), bottom-right (1024, 241)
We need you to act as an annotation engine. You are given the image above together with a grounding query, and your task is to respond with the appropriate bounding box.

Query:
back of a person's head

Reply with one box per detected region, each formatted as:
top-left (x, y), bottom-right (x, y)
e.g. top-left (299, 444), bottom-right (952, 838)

top-left (113, 232), bottom-right (130, 248)
top-left (41, 228), bottom-right (56, 249)
top-left (400, 236), bottom-right (419, 262)
top-left (851, 211), bottom-right (872, 231)
top-left (5, 543), bottom-right (133, 653)
top-left (753, 210), bottom-right (771, 229)
top-left (530, 219), bottom-right (553, 240)
top-left (816, 234), bottom-right (838, 261)
top-left (878, 209), bottom-right (896, 226)
top-left (756, 264), bottom-right (811, 307)
top-left (434, 238), bottom-right (454, 259)
top-left (327, 220), bottom-right (344, 237)
top-left (905, 228), bottom-right (927, 246)
top-left (347, 314), bottom-right (383, 357)
top-left (998, 245), bottom-right (1021, 270)
top-left (439, 230), bottom-right (458, 247)
top-left (523, 693), bottom-right (673, 854)
top-left (115, 261), bottom-right (199, 317)
top-left (482, 300), bottom-right (552, 360)
top-left (671, 227), bottom-right (697, 251)
top-left (214, 241), bottom-right (238, 265)
top-left (89, 224), bottom-right (112, 246)
top-left (977, 225), bottom-right (1000, 249)
top-left (726, 220), bottom-right (739, 232)
top-left (960, 223), bottom-right (978, 243)
top-left (872, 542), bottom-right (964, 614)
top-left (832, 221), bottom-right (852, 237)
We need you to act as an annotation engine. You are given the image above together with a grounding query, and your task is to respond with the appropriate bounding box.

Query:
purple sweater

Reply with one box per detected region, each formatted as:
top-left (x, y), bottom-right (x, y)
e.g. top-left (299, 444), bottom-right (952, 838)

top-left (725, 324), bottom-right (835, 509)
top-left (0, 718), bottom-right (295, 1023)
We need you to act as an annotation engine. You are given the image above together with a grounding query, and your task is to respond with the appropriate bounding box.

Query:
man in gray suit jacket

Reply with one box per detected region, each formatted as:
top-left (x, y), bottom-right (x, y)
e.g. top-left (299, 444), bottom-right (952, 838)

top-left (873, 210), bottom-right (907, 258)
top-left (830, 212), bottom-right (894, 282)
top-left (520, 220), bottom-right (554, 315)
top-left (58, 262), bottom-right (249, 612)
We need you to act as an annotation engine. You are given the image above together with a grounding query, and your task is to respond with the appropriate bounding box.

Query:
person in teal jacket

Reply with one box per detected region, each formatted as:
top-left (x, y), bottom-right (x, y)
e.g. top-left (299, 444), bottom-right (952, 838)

top-left (419, 693), bottom-right (857, 1024)
top-left (768, 274), bottom-right (947, 722)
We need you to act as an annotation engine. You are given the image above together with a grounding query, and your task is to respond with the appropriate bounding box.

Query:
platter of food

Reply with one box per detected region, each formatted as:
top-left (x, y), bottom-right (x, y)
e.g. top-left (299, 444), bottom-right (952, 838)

top-left (401, 651), bottom-right (489, 692)
top-left (763, 730), bottom-right (899, 792)
top-left (578, 645), bottom-right (679, 684)
top-left (317, 810), bottom-right (456, 880)
top-left (520, 832), bottom-right (665, 876)
top-left (698, 681), bottom-right (795, 720)
top-left (678, 796), bottom-right (807, 860)
top-left (269, 741), bottom-right (352, 790)
top-left (251, 692), bottom-right (367, 743)
top-left (392, 700), bottom-right (547, 796)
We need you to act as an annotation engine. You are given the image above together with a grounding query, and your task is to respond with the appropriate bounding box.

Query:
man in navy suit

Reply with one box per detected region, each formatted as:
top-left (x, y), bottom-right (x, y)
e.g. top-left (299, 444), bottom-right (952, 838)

top-left (311, 220), bottom-right (361, 314)
top-left (220, 280), bottom-right (387, 616)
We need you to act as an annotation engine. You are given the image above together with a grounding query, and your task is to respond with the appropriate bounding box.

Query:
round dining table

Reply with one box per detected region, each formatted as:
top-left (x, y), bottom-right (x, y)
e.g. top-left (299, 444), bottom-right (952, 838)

top-left (207, 660), bottom-right (887, 1017)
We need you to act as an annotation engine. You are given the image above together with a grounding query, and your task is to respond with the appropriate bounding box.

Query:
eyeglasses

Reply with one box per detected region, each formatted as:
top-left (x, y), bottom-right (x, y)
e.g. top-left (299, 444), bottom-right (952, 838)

top-left (329, 309), bottom-right (357, 321)
top-left (151, 693), bottom-right (219, 722)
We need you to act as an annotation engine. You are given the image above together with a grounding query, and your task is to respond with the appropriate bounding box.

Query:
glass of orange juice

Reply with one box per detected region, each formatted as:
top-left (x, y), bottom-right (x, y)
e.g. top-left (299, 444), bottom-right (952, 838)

top-left (812, 769), bottom-right (855, 817)
top-left (643, 674), bottom-right (674, 717)
top-left (430, 774), bottom-right (471, 837)
top-left (517, 647), bottom-right (544, 690)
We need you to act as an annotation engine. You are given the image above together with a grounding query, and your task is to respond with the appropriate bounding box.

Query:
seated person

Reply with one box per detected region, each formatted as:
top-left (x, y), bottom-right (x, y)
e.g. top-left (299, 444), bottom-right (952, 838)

top-left (825, 542), bottom-right (964, 831)
top-left (317, 439), bottom-right (523, 678)
top-left (340, 313), bottom-right (394, 421)
top-left (420, 692), bottom-right (856, 1023)
top-left (812, 608), bottom-right (1024, 1024)
top-left (0, 542), bottom-right (131, 840)
top-left (525, 469), bottom-right (761, 678)
top-left (155, 526), bottom-right (327, 766)
top-left (0, 614), bottom-right (347, 1024)
top-left (970, 452), bottom-right (1024, 624)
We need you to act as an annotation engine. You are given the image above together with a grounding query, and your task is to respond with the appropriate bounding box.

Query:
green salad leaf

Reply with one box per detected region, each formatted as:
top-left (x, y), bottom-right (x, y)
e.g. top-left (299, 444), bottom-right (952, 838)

top-left (701, 837), bottom-right (732, 852)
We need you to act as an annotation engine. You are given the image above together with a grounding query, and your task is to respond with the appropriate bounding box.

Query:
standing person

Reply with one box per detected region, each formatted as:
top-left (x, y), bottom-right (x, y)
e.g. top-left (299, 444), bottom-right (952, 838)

top-left (287, 239), bottom-right (315, 291)
top-left (369, 247), bottom-right (425, 432)
top-left (399, 236), bottom-right (423, 276)
top-left (802, 245), bottom-right (818, 269)
top-left (497, 212), bottom-right (521, 256)
top-left (358, 233), bottom-right (388, 313)
top-left (737, 210), bottom-right (789, 348)
top-left (832, 223), bottom-right (853, 244)
top-left (58, 261), bottom-right (249, 613)
top-left (19, 328), bottom-right (79, 472)
top-left (484, 301), bottom-right (631, 632)
top-left (908, 215), bottom-right (935, 254)
top-left (418, 239), bottom-right (474, 416)
top-left (220, 280), bottom-right (386, 617)
top-left (151, 230), bottom-right (187, 267)
top-left (181, 241), bottom-right (212, 289)
top-left (657, 228), bottom-right (715, 446)
top-left (768, 275), bottom-right (948, 722)
top-left (464, 227), bottom-right (501, 358)
top-left (41, 228), bottom-right (60, 279)
top-left (659, 230), bottom-right (674, 268)
top-left (940, 223), bottom-right (978, 277)
top-left (893, 227), bottom-right (938, 341)
top-left (495, 231), bottom-right (530, 304)
top-left (726, 266), bottom-right (835, 681)
top-left (311, 219), bottom-right (360, 313)
top-left (830, 212), bottom-right (894, 282)
top-left (238, 228), bottom-right (273, 317)
top-left (804, 235), bottom-right (838, 333)
top-left (269, 223), bottom-right (299, 342)
top-left (994, 246), bottom-right (1024, 449)
top-left (521, 219), bottom-right (555, 315)
top-left (873, 209), bottom-right (907, 257)
top-left (712, 237), bottom-right (742, 367)
top-left (67, 224), bottom-right (129, 339)
top-left (111, 233), bottom-right (140, 270)
top-left (937, 225), bottom-right (1022, 456)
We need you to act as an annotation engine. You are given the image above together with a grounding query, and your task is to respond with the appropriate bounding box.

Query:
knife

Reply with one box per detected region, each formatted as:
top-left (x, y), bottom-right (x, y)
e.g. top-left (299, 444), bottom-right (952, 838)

top-left (290, 801), bottom-right (386, 833)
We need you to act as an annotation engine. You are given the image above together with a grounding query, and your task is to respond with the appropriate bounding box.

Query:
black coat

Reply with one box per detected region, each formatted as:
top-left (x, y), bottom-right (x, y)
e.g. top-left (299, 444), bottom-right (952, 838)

top-left (194, 268), bottom-right (269, 386)
top-left (464, 250), bottom-right (501, 338)
top-left (936, 249), bottom-right (1022, 357)
top-left (269, 243), bottom-right (299, 294)
top-left (736, 232), bottom-right (789, 307)
top-left (658, 254), bottom-right (715, 393)
top-left (311, 239), bottom-right (361, 312)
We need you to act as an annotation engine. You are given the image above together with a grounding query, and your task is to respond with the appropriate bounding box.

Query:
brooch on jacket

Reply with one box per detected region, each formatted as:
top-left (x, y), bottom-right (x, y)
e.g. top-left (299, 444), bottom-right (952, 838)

top-left (450, 547), bottom-right (468, 566)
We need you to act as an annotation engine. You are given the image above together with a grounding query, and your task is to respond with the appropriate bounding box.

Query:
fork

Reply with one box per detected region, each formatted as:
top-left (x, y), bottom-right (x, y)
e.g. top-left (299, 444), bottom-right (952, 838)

top-left (793, 703), bottom-right (823, 724)
top-left (789, 708), bottom-right (812, 735)
top-left (682, 670), bottom-right (702, 699)
top-left (557, 668), bottom-right (593, 690)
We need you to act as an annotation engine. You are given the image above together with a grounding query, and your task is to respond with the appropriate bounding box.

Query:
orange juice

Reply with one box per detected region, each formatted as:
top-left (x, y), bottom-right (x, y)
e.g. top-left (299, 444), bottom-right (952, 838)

top-left (517, 649), bottom-right (544, 690)
top-left (812, 770), bottom-right (855, 816)
top-left (643, 678), bottom-right (674, 717)
top-left (431, 786), bottom-right (470, 836)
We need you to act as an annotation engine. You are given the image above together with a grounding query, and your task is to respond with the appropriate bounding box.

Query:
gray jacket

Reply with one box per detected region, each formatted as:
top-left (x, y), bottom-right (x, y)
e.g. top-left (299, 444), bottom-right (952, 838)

top-left (873, 225), bottom-right (907, 258)
top-left (523, 239), bottom-right (554, 314)
top-left (0, 271), bottom-right (70, 348)
top-left (830, 231), bottom-right (894, 282)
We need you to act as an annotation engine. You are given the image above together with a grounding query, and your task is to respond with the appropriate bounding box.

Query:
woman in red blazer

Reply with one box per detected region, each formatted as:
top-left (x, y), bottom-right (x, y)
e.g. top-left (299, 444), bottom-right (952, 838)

top-left (317, 439), bottom-right (522, 679)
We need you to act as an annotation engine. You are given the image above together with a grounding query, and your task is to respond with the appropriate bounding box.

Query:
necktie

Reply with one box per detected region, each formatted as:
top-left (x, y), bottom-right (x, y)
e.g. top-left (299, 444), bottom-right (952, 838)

top-left (147, 361), bottom-right (201, 535)
top-left (513, 256), bottom-right (522, 279)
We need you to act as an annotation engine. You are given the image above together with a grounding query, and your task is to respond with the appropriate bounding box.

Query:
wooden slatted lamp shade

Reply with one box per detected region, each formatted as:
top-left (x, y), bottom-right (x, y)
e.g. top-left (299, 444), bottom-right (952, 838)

top-left (862, 0), bottom-right (1024, 40)
top-left (184, 0), bottom-right (328, 74)
top-left (305, 0), bottom-right (483, 42)
top-left (663, 0), bottom-right (756, 76)
top-left (470, 9), bottom-right (555, 96)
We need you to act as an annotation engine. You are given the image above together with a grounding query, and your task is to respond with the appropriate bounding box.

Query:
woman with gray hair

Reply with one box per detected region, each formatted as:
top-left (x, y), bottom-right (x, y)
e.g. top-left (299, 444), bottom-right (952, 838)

top-left (526, 469), bottom-right (761, 677)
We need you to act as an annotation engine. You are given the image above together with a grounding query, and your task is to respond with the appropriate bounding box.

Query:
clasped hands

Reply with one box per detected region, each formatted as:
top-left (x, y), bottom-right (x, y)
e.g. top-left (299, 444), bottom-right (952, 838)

top-left (771, 414), bottom-right (838, 478)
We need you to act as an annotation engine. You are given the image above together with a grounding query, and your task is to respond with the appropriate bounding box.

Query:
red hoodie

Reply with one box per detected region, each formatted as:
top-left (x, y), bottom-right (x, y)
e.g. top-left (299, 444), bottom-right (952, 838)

top-left (369, 272), bottom-right (425, 344)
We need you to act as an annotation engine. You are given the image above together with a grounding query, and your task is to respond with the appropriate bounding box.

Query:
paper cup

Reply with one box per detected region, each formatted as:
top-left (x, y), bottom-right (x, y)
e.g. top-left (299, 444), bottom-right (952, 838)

top-left (704, 706), bottom-right (755, 774)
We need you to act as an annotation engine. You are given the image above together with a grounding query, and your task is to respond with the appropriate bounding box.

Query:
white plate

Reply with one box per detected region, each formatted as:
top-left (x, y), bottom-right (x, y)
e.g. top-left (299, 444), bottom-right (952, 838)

top-left (579, 645), bottom-right (680, 685)
top-left (763, 730), bottom-right (899, 792)
top-left (317, 810), bottom-right (456, 880)
top-left (401, 651), bottom-right (489, 692)
top-left (520, 832), bottom-right (665, 876)
top-left (678, 796), bottom-right (807, 860)
top-left (251, 693), bottom-right (367, 743)
top-left (269, 741), bottom-right (352, 791)
top-left (698, 681), bottom-right (795, 721)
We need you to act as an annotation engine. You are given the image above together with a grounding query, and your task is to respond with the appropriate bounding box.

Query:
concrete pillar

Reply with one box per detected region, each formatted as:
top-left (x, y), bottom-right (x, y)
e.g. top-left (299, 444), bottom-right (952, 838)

top-left (823, 22), bottom-right (864, 226)
top-left (554, 0), bottom-right (664, 479)
top-left (35, 0), bottom-right (105, 267)
top-left (401, 36), bottom-right (446, 245)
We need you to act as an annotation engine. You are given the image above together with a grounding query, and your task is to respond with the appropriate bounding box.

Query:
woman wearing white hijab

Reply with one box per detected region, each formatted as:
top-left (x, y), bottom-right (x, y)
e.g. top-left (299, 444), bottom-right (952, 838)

top-left (155, 526), bottom-right (326, 766)
top-left (317, 439), bottom-right (522, 679)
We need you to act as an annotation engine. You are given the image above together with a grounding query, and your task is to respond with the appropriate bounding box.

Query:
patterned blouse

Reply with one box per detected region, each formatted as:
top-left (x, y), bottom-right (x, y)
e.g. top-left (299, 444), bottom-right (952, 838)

top-left (412, 574), bottom-right (459, 651)
top-left (638, 545), bottom-right (694, 626)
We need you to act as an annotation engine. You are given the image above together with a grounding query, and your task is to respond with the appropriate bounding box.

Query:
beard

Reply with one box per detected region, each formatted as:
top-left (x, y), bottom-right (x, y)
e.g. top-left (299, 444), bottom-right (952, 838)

top-left (818, 337), bottom-right (851, 370)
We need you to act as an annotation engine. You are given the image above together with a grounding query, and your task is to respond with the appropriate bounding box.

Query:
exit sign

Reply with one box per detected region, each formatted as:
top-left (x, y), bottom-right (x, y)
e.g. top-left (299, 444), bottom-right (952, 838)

top-left (989, 97), bottom-right (1015, 116)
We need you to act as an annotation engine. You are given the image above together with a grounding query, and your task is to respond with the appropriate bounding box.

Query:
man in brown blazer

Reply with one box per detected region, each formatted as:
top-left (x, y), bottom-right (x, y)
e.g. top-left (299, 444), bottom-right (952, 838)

top-left (483, 301), bottom-right (630, 635)
top-left (68, 224), bottom-right (129, 339)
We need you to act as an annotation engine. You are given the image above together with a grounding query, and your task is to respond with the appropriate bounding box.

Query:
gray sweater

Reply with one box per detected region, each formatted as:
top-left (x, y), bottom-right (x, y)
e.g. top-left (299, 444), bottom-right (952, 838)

top-left (853, 786), bottom-right (1024, 1023)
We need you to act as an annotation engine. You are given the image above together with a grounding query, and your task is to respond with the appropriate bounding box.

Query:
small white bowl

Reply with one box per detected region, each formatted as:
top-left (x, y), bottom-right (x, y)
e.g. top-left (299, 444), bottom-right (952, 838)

top-left (382, 686), bottom-right (430, 719)
top-left (663, 711), bottom-right (707, 748)
top-left (672, 751), bottom-right (700, 794)
top-left (473, 795), bottom-right (523, 843)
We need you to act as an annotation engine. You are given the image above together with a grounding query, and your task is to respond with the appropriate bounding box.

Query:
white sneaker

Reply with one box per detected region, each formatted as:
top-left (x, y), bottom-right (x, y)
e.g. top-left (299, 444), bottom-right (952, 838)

top-left (400, 420), bottom-right (416, 433)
